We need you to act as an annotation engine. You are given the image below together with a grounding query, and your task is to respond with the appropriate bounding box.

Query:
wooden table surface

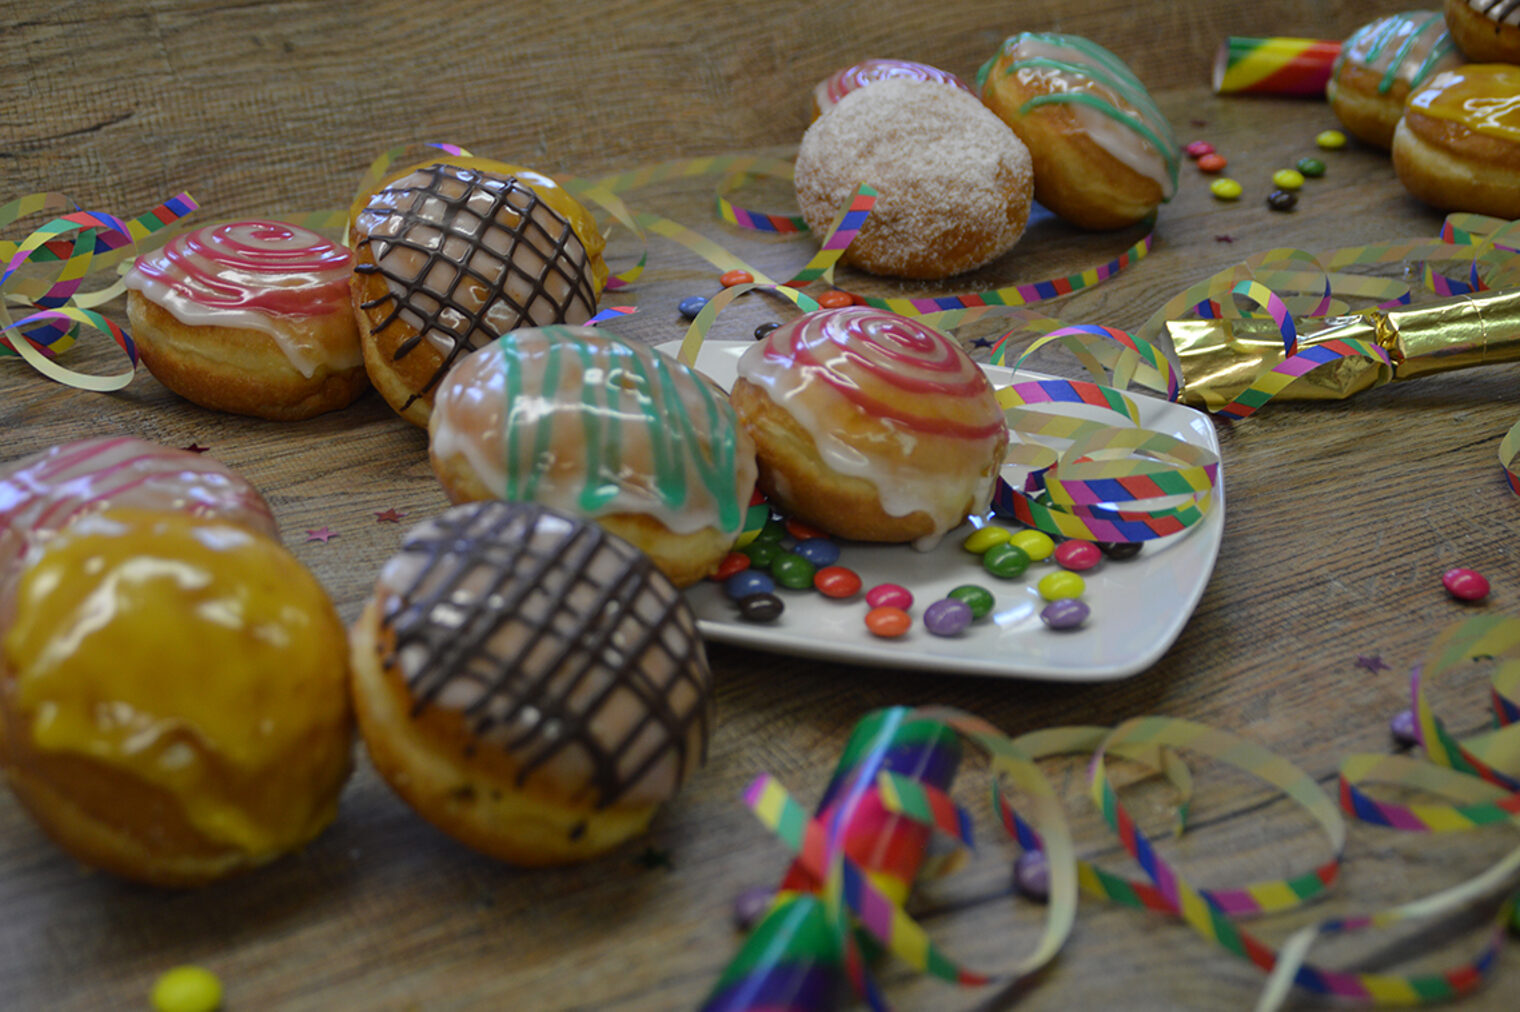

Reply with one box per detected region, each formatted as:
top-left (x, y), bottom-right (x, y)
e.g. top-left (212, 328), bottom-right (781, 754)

top-left (5, 1), bottom-right (1520, 1009)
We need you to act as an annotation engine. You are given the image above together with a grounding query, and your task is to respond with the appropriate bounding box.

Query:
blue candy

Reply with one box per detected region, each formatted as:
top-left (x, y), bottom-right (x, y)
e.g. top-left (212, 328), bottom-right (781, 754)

top-left (678, 295), bottom-right (709, 319)
top-left (791, 538), bottom-right (840, 567)
top-left (725, 569), bottom-right (775, 600)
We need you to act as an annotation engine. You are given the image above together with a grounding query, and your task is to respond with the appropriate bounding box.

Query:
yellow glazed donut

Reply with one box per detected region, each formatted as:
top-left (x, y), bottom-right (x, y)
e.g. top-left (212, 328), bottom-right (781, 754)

top-left (793, 78), bottom-right (1034, 280)
top-left (349, 500), bottom-right (712, 866)
top-left (731, 306), bottom-right (1009, 549)
top-left (1327, 11), bottom-right (1464, 150)
top-left (348, 156), bottom-right (609, 427)
top-left (978, 32), bottom-right (1180, 230)
top-left (1444, 0), bottom-right (1520, 62)
top-left (0, 510), bottom-right (353, 887)
top-left (1392, 64), bottom-right (1520, 218)
top-left (428, 325), bottom-right (757, 588)
top-left (125, 220), bottom-right (368, 420)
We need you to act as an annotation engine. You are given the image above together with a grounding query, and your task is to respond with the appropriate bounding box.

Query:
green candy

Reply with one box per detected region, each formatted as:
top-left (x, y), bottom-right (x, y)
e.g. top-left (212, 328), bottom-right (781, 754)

top-left (982, 543), bottom-right (1031, 579)
top-left (947, 584), bottom-right (995, 619)
top-left (743, 541), bottom-right (781, 568)
top-left (770, 552), bottom-right (816, 589)
top-left (755, 519), bottom-right (787, 543)
top-left (1295, 157), bottom-right (1325, 177)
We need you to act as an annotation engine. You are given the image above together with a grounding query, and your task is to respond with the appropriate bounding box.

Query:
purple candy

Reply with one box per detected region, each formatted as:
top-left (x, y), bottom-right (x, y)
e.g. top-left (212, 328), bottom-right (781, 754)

top-left (923, 598), bottom-right (973, 637)
top-left (1390, 708), bottom-right (1418, 748)
top-left (1040, 598), bottom-right (1089, 630)
top-left (1014, 849), bottom-right (1049, 901)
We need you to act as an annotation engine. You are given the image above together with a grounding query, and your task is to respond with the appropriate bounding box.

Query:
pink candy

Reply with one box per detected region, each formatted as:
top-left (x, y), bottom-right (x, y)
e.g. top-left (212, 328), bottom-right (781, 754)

top-left (865, 583), bottom-right (913, 610)
top-left (1442, 568), bottom-right (1490, 603)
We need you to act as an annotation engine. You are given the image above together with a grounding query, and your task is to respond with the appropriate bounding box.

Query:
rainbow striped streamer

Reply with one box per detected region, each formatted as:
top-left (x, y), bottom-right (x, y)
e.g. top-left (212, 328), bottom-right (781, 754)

top-left (715, 168), bottom-right (807, 234)
top-left (783, 184), bottom-right (876, 288)
top-left (1213, 338), bottom-right (1393, 421)
top-left (1500, 419), bottom-right (1520, 496)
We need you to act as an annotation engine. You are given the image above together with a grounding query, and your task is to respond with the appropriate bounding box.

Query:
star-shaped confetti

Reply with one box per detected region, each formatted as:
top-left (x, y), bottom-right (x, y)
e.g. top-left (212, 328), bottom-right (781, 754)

top-left (633, 846), bottom-right (673, 871)
top-left (181, 442), bottom-right (209, 454)
top-left (971, 336), bottom-right (996, 349)
top-left (374, 508), bottom-right (408, 523)
top-left (1214, 235), bottom-right (1234, 244)
top-left (305, 527), bottom-right (338, 544)
top-left (1354, 653), bottom-right (1390, 674)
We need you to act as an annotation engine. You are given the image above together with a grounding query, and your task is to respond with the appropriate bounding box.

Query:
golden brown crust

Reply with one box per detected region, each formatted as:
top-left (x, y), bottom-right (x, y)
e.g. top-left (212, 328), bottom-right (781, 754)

top-left (1392, 112), bottom-right (1520, 218)
top-left (1445, 0), bottom-right (1520, 62)
top-left (1327, 63), bottom-right (1416, 150)
top-left (349, 600), bottom-right (658, 866)
top-left (981, 59), bottom-right (1163, 230)
top-left (350, 245), bottom-right (441, 428)
top-left (731, 377), bottom-right (950, 543)
top-left (126, 290), bottom-right (368, 421)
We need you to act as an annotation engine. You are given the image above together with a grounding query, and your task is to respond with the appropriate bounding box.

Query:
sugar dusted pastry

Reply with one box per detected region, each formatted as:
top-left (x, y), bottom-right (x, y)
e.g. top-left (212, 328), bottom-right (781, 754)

top-left (731, 306), bottom-right (1008, 549)
top-left (979, 32), bottom-right (1180, 230)
top-left (428, 325), bottom-right (757, 587)
top-left (349, 500), bottom-right (712, 866)
top-left (349, 157), bottom-right (609, 427)
top-left (125, 220), bottom-right (367, 420)
top-left (0, 510), bottom-right (352, 887)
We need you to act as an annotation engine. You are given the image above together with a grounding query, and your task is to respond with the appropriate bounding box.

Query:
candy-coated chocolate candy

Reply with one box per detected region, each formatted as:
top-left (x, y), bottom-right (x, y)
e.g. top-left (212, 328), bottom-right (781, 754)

top-left (726, 569), bottom-right (775, 599)
top-left (865, 583), bottom-right (913, 610)
top-left (1266, 189), bottom-right (1298, 212)
top-left (678, 295), bottom-right (708, 318)
top-left (1389, 708), bottom-right (1419, 748)
top-left (1040, 598), bottom-right (1089, 630)
top-left (737, 592), bottom-right (785, 622)
top-left (732, 885), bottom-right (774, 929)
top-left (1009, 529), bottom-right (1055, 561)
top-left (982, 543), bottom-right (1031, 579)
top-left (742, 540), bottom-right (781, 568)
top-left (947, 583), bottom-right (994, 619)
top-left (1054, 540), bottom-right (1101, 571)
top-left (792, 538), bottom-right (841, 567)
top-left (755, 519), bottom-right (787, 543)
top-left (720, 269), bottom-right (754, 287)
top-left (864, 605), bottom-right (911, 638)
top-left (1295, 157), bottom-right (1325, 177)
top-left (151, 966), bottom-right (223, 1012)
top-left (816, 290), bottom-right (853, 309)
top-left (1210, 178), bottom-right (1242, 200)
top-left (814, 565), bottom-right (862, 599)
top-left (1038, 571), bottom-right (1085, 601)
top-left (1184, 140), bottom-right (1214, 159)
top-left (712, 552), bottom-right (750, 581)
top-left (1014, 849), bottom-right (1049, 901)
top-left (1196, 153), bottom-right (1227, 173)
top-left (785, 517), bottom-right (827, 541)
top-left (1315, 130), bottom-right (1346, 150)
top-left (770, 552), bottom-right (817, 589)
top-left (1271, 168), bottom-right (1304, 190)
top-left (923, 598), bottom-right (973, 637)
top-left (962, 524), bottom-right (1012, 554)
top-left (754, 322), bottom-right (780, 341)
top-left (1097, 540), bottom-right (1143, 560)
top-left (1442, 567), bottom-right (1490, 602)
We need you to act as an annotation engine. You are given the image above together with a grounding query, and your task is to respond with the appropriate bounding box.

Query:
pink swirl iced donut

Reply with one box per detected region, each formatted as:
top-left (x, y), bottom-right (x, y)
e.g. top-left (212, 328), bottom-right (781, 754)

top-left (811, 58), bottom-right (974, 119)
top-left (731, 307), bottom-right (1008, 548)
top-left (0, 436), bottom-right (276, 625)
top-left (125, 221), bottom-right (367, 420)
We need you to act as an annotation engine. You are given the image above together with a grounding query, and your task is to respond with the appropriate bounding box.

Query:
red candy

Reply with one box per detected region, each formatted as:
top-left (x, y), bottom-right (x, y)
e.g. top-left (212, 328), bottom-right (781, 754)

top-left (785, 517), bottom-right (827, 540)
top-left (1197, 153), bottom-right (1228, 173)
top-left (1185, 140), bottom-right (1215, 159)
top-left (1442, 567), bottom-right (1490, 602)
top-left (864, 606), bottom-right (911, 638)
top-left (720, 269), bottom-right (754, 287)
top-left (1054, 540), bottom-right (1101, 572)
top-left (865, 583), bottom-right (913, 610)
top-left (814, 565), bottom-right (862, 599)
top-left (816, 290), bottom-right (854, 309)
top-left (712, 552), bottom-right (751, 581)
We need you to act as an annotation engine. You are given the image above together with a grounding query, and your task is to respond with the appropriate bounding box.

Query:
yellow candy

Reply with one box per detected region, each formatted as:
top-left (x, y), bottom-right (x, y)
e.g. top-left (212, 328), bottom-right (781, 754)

top-left (1315, 130), bottom-right (1346, 150)
top-left (1009, 529), bottom-right (1055, 562)
top-left (1038, 571), bottom-right (1086, 602)
top-left (962, 524), bottom-right (1012, 554)
top-left (151, 966), bottom-right (224, 1012)
top-left (1271, 169), bottom-right (1305, 190)
top-left (1210, 178), bottom-right (1242, 200)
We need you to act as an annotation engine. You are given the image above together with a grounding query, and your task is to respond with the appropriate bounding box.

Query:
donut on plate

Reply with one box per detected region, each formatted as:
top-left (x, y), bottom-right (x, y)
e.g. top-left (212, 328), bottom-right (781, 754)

top-left (978, 32), bottom-right (1180, 230)
top-left (1327, 11), bottom-right (1464, 149)
top-left (125, 221), bottom-right (367, 420)
top-left (1392, 63), bottom-right (1520, 218)
top-left (349, 500), bottom-right (712, 866)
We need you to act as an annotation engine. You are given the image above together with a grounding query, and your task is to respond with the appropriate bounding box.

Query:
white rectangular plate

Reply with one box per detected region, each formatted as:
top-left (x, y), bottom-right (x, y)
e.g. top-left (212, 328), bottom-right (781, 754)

top-left (660, 340), bottom-right (1224, 682)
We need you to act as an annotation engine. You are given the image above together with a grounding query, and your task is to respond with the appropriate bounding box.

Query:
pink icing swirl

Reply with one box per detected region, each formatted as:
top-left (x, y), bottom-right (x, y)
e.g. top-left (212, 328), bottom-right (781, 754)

top-left (127, 220), bottom-right (353, 320)
top-left (820, 59), bottom-right (973, 109)
top-left (758, 306), bottom-right (1004, 439)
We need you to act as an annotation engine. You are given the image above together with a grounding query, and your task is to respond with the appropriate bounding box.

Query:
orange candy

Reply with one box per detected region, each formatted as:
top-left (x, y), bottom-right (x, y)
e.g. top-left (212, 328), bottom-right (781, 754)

top-left (720, 269), bottom-right (755, 287)
top-left (816, 290), bottom-right (854, 309)
top-left (864, 605), bottom-right (912, 638)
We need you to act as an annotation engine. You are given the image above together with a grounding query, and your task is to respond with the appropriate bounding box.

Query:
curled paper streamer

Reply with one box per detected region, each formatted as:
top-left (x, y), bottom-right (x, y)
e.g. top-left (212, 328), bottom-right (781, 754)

top-left (1213, 37), bottom-right (1340, 97)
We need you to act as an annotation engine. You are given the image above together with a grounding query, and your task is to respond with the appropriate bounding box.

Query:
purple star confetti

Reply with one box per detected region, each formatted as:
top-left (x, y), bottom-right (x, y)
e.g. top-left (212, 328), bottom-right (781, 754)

top-left (1354, 653), bottom-right (1391, 674)
top-left (374, 508), bottom-right (407, 523)
top-left (305, 527), bottom-right (338, 544)
top-left (181, 442), bottom-right (209, 454)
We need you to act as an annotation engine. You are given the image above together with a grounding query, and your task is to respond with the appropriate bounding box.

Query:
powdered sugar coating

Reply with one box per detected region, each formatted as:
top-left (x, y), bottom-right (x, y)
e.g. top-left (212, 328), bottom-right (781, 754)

top-left (794, 79), bottom-right (1033, 280)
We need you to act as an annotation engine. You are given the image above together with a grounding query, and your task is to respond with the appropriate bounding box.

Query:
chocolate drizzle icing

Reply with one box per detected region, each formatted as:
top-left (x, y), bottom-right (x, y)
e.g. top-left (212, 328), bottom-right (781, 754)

top-left (380, 501), bottom-right (710, 809)
top-left (354, 164), bottom-right (598, 407)
top-left (1478, 0), bottom-right (1520, 22)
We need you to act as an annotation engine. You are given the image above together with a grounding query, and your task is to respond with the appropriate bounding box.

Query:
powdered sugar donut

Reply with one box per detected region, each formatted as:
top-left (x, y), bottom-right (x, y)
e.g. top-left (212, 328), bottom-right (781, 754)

top-left (793, 79), bottom-right (1034, 280)
top-left (731, 307), bottom-right (1008, 548)
top-left (811, 58), bottom-right (974, 119)
top-left (125, 221), bottom-right (366, 420)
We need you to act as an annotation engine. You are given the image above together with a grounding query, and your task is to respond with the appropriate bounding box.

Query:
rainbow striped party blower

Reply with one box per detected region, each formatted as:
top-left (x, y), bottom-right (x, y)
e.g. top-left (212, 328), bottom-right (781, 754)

top-left (701, 707), bottom-right (963, 1012)
top-left (1212, 37), bottom-right (1340, 97)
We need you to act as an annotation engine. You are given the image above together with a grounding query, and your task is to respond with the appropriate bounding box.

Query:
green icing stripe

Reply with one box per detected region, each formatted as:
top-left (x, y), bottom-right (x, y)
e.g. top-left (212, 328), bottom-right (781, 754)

top-left (1018, 90), bottom-right (1180, 190)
